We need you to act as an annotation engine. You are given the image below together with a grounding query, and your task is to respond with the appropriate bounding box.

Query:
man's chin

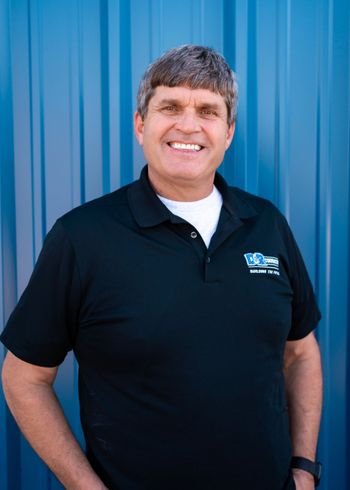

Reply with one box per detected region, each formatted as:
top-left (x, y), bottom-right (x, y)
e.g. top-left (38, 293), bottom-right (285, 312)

top-left (148, 162), bottom-right (218, 189)
top-left (167, 169), bottom-right (213, 183)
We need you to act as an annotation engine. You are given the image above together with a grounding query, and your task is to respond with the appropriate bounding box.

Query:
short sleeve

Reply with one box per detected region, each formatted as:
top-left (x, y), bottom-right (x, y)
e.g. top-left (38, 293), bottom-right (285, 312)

top-left (0, 220), bottom-right (81, 366)
top-left (278, 214), bottom-right (321, 340)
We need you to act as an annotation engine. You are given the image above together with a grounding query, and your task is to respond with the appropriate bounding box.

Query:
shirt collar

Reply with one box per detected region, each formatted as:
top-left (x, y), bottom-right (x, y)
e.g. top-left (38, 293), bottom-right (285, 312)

top-left (128, 165), bottom-right (257, 228)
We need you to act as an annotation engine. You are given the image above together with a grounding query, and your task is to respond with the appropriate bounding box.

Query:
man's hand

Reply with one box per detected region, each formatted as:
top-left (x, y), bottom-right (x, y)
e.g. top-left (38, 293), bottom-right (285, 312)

top-left (292, 468), bottom-right (315, 489)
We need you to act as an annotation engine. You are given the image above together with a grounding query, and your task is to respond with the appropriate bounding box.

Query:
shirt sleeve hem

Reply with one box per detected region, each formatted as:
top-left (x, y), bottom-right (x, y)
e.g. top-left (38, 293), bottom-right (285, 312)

top-left (286, 312), bottom-right (321, 341)
top-left (0, 335), bottom-right (65, 367)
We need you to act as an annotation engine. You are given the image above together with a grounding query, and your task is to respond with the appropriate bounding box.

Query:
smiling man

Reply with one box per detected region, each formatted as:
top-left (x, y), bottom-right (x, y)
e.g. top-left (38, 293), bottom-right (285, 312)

top-left (1, 45), bottom-right (322, 490)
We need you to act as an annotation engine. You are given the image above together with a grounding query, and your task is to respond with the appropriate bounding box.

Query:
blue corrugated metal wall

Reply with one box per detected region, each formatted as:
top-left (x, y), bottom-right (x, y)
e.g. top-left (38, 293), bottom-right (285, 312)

top-left (0, 1), bottom-right (349, 489)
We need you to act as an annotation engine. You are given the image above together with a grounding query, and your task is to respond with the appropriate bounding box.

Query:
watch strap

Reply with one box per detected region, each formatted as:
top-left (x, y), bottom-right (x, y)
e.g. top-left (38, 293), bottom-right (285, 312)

top-left (291, 456), bottom-right (322, 486)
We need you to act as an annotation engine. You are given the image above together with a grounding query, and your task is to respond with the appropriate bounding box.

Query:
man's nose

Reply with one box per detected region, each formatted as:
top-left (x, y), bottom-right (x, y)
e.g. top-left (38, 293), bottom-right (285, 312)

top-left (175, 110), bottom-right (201, 133)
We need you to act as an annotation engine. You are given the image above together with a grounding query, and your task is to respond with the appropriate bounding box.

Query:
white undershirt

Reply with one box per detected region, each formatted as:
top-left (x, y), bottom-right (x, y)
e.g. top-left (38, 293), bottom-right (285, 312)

top-left (157, 186), bottom-right (223, 248)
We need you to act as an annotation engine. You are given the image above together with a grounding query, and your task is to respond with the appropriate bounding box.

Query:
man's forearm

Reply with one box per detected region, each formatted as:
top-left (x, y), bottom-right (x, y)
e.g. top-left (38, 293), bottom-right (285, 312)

top-left (2, 359), bottom-right (107, 489)
top-left (284, 334), bottom-right (322, 489)
top-left (284, 345), bottom-right (322, 459)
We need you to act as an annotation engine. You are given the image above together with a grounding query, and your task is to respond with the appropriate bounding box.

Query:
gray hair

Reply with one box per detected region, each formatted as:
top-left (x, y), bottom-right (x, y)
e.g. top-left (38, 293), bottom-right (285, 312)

top-left (137, 45), bottom-right (238, 126)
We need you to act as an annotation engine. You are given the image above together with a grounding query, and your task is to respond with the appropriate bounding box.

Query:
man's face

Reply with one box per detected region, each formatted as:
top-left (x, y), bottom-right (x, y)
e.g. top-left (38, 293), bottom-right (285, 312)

top-left (134, 86), bottom-right (235, 190)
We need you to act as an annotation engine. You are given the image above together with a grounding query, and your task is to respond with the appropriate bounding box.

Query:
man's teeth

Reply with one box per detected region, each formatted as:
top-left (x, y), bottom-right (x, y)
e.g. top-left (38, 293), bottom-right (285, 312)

top-left (169, 142), bottom-right (202, 151)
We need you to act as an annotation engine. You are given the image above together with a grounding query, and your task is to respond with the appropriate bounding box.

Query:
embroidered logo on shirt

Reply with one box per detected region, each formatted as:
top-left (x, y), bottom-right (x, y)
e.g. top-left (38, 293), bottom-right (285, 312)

top-left (243, 253), bottom-right (280, 276)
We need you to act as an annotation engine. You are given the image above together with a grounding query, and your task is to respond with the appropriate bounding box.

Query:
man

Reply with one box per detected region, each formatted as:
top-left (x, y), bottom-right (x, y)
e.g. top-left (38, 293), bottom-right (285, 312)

top-left (1, 45), bottom-right (322, 490)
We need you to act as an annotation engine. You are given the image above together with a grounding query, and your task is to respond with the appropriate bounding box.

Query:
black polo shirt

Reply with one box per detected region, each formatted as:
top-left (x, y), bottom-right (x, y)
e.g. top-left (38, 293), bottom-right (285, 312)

top-left (1, 165), bottom-right (320, 490)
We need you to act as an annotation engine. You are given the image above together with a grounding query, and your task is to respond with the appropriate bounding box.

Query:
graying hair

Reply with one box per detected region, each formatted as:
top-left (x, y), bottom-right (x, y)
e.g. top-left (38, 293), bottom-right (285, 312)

top-left (137, 45), bottom-right (238, 125)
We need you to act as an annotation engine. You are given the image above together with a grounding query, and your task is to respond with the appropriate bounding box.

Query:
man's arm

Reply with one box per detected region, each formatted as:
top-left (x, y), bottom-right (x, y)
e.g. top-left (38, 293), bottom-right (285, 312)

top-left (284, 331), bottom-right (323, 490)
top-left (1, 351), bottom-right (107, 490)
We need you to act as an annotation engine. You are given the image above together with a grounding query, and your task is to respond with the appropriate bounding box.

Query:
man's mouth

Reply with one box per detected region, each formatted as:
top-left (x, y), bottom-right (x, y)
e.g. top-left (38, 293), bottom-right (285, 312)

top-left (168, 142), bottom-right (203, 151)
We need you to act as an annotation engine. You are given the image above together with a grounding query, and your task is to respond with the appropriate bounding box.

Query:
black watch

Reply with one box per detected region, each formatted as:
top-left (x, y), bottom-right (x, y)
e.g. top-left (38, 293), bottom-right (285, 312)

top-left (291, 456), bottom-right (322, 487)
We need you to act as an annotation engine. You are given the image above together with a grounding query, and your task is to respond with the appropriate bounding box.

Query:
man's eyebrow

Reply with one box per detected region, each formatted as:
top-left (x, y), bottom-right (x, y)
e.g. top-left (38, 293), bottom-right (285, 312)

top-left (155, 99), bottom-right (222, 111)
top-left (197, 102), bottom-right (221, 111)
top-left (156, 98), bottom-right (182, 107)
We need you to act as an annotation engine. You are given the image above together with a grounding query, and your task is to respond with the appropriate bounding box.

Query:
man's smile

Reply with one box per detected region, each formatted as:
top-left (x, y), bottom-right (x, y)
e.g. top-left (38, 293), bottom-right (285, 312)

top-left (167, 142), bottom-right (204, 152)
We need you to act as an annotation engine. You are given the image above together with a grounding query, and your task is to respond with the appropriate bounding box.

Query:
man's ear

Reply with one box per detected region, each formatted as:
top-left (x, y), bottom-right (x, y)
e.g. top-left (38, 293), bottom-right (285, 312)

top-left (225, 122), bottom-right (235, 150)
top-left (134, 112), bottom-right (144, 146)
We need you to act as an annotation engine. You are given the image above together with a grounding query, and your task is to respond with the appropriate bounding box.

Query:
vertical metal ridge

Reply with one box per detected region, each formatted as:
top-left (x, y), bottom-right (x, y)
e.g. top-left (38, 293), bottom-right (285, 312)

top-left (325, 0), bottom-right (333, 406)
top-left (242, 0), bottom-right (248, 190)
top-left (230, 0), bottom-right (246, 189)
top-left (0, 1), bottom-right (20, 488)
top-left (27, 0), bottom-right (37, 266)
top-left (200, 0), bottom-right (205, 45)
top-left (246, 0), bottom-right (257, 194)
top-left (22, 11), bottom-right (48, 487)
top-left (77, 0), bottom-right (86, 204)
top-left (28, 0), bottom-right (45, 263)
top-left (150, 0), bottom-right (164, 58)
top-left (320, 0), bottom-right (333, 484)
top-left (190, 0), bottom-right (195, 44)
top-left (6, 409), bottom-right (21, 490)
top-left (159, 0), bottom-right (164, 52)
top-left (190, 0), bottom-right (203, 45)
top-left (149, 0), bottom-right (153, 59)
top-left (68, 0), bottom-right (75, 209)
top-left (314, 25), bottom-right (321, 303)
top-left (37, 2), bottom-right (47, 241)
top-left (0, 1), bottom-right (17, 322)
top-left (106, 0), bottom-right (120, 191)
top-left (347, 4), bottom-right (350, 480)
top-left (222, 0), bottom-right (236, 183)
top-left (100, 0), bottom-right (110, 195)
top-left (223, 0), bottom-right (236, 67)
top-left (274, 0), bottom-right (280, 208)
top-left (284, 0), bottom-right (291, 221)
top-left (317, 0), bottom-right (333, 484)
top-left (347, 9), bottom-right (350, 485)
top-left (119, 0), bottom-right (133, 185)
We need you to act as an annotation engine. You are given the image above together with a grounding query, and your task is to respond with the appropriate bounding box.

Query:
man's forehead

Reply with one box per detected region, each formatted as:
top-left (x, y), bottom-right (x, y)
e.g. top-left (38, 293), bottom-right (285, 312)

top-left (150, 85), bottom-right (226, 107)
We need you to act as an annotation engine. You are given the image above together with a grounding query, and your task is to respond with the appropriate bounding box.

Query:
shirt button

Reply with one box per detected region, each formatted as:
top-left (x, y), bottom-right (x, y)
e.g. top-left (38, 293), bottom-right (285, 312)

top-left (206, 256), bottom-right (211, 263)
top-left (190, 231), bottom-right (197, 239)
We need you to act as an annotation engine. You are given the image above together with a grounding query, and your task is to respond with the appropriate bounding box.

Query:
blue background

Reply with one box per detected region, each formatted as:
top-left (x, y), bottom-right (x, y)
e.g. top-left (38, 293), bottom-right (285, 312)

top-left (0, 1), bottom-right (349, 489)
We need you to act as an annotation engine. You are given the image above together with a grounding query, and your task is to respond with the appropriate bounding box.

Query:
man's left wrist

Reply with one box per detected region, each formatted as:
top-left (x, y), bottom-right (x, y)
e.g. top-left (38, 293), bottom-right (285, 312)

top-left (292, 467), bottom-right (315, 481)
top-left (291, 456), bottom-right (322, 487)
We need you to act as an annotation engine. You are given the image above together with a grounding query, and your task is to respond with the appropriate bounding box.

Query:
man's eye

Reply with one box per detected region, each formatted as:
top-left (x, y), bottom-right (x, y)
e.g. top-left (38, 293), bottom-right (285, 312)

top-left (162, 106), bottom-right (177, 112)
top-left (200, 109), bottom-right (217, 117)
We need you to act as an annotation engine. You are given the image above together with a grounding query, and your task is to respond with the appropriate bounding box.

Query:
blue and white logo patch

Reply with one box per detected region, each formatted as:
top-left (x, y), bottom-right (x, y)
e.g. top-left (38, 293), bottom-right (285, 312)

top-left (244, 252), bottom-right (280, 276)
